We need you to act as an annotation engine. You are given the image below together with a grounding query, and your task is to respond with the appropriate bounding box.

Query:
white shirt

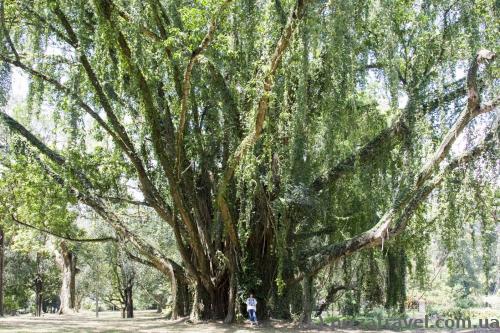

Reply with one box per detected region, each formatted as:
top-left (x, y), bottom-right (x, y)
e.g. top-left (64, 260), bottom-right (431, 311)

top-left (246, 297), bottom-right (257, 311)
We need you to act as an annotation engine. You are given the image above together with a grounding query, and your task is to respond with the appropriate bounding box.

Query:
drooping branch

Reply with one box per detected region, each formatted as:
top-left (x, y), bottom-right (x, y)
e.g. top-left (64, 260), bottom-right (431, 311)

top-left (310, 77), bottom-right (477, 194)
top-left (0, 52), bottom-right (171, 219)
top-left (126, 251), bottom-right (156, 268)
top-left (50, 4), bottom-right (172, 220)
top-left (175, 0), bottom-right (233, 179)
top-left (11, 215), bottom-right (116, 243)
top-left (315, 284), bottom-right (354, 317)
top-left (0, 111), bottom-right (185, 285)
top-left (0, 55), bottom-right (119, 145)
top-left (310, 118), bottom-right (409, 192)
top-left (217, 0), bottom-right (311, 252)
top-left (21, 6), bottom-right (75, 46)
top-left (290, 50), bottom-right (498, 284)
top-left (94, 0), bottom-right (212, 279)
top-left (0, 0), bottom-right (19, 61)
top-left (112, 4), bottom-right (162, 41)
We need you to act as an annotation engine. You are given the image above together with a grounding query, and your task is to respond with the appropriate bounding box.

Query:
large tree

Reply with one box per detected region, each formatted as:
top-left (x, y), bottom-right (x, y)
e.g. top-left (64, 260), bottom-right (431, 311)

top-left (0, 0), bottom-right (498, 322)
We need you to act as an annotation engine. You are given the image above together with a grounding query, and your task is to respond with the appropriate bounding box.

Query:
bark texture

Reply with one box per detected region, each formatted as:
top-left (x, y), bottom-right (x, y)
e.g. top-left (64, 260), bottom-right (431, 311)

top-left (55, 241), bottom-right (77, 314)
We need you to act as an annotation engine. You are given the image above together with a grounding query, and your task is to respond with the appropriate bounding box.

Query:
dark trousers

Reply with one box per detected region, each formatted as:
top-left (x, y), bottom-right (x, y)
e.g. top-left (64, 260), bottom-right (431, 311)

top-left (248, 309), bottom-right (257, 322)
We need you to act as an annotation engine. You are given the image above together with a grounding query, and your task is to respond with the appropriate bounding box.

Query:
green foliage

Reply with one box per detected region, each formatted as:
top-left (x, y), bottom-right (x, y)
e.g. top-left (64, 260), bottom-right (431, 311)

top-left (0, 151), bottom-right (77, 238)
top-left (0, 0), bottom-right (497, 321)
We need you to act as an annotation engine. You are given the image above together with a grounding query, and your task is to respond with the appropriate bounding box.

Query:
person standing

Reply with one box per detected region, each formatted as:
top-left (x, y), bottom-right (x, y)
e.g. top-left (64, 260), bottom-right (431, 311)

top-left (246, 293), bottom-right (258, 325)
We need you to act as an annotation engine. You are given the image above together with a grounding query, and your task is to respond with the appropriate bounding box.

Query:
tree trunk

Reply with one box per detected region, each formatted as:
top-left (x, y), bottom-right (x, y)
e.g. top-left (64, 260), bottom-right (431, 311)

top-left (125, 287), bottom-right (134, 318)
top-left (300, 276), bottom-right (314, 324)
top-left (385, 244), bottom-right (406, 314)
top-left (169, 269), bottom-right (189, 319)
top-left (223, 269), bottom-right (236, 323)
top-left (0, 228), bottom-right (4, 317)
top-left (189, 276), bottom-right (232, 321)
top-left (34, 274), bottom-right (43, 317)
top-left (124, 280), bottom-right (134, 318)
top-left (95, 293), bottom-right (99, 317)
top-left (56, 241), bottom-right (77, 314)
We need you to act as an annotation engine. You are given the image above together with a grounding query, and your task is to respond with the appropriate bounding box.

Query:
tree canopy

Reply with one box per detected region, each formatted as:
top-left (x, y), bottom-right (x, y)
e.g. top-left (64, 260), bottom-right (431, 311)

top-left (0, 0), bottom-right (498, 323)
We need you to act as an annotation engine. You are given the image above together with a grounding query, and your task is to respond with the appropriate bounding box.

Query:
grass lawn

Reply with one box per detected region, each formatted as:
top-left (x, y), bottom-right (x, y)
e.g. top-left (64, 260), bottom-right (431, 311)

top-left (0, 310), bottom-right (499, 333)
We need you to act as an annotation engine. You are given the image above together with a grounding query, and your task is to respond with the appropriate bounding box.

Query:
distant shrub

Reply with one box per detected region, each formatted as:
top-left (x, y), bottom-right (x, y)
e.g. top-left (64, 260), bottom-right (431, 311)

top-left (363, 306), bottom-right (388, 320)
top-left (426, 303), bottom-right (472, 320)
top-left (454, 296), bottom-right (479, 309)
top-left (442, 307), bottom-right (472, 320)
top-left (425, 304), bottom-right (441, 317)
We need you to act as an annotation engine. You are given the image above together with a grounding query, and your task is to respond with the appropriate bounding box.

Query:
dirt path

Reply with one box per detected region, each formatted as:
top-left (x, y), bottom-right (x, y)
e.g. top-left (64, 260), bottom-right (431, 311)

top-left (0, 310), bottom-right (499, 333)
top-left (0, 311), bottom-right (320, 333)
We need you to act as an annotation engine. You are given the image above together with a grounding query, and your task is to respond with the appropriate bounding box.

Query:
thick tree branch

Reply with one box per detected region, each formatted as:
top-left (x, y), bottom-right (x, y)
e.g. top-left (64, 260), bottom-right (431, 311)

top-left (315, 284), bottom-right (354, 317)
top-left (100, 196), bottom-right (151, 207)
top-left (113, 5), bottom-right (162, 41)
top-left (126, 251), bottom-right (156, 268)
top-left (310, 77), bottom-right (475, 193)
top-left (51, 4), bottom-right (171, 220)
top-left (290, 50), bottom-right (498, 284)
top-left (0, 1), bottom-right (19, 61)
top-left (274, 0), bottom-right (288, 26)
top-left (175, 0), bottom-right (232, 179)
top-left (415, 49), bottom-right (496, 187)
top-left (0, 111), bottom-right (185, 286)
top-left (217, 0), bottom-right (311, 252)
top-left (146, 0), bottom-right (183, 97)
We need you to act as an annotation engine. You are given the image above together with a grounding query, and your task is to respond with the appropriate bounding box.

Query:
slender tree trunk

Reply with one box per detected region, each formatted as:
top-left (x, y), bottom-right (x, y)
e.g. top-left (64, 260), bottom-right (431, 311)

top-left (0, 228), bottom-right (4, 317)
top-left (170, 270), bottom-right (183, 319)
top-left (56, 242), bottom-right (77, 314)
top-left (189, 282), bottom-right (202, 321)
top-left (124, 277), bottom-right (134, 318)
top-left (223, 269), bottom-right (236, 323)
top-left (34, 274), bottom-right (43, 317)
top-left (95, 293), bottom-right (99, 317)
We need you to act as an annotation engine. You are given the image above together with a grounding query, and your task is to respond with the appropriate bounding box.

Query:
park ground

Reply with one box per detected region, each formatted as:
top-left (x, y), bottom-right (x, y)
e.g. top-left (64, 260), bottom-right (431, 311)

top-left (1, 310), bottom-right (500, 333)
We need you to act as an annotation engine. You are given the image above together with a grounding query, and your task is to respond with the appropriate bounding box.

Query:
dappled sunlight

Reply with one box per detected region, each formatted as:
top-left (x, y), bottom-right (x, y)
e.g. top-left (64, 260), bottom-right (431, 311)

top-left (1, 310), bottom-right (499, 332)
